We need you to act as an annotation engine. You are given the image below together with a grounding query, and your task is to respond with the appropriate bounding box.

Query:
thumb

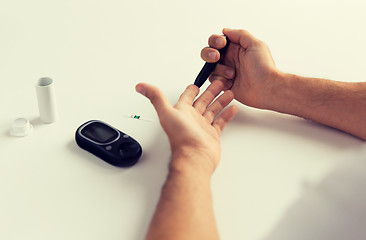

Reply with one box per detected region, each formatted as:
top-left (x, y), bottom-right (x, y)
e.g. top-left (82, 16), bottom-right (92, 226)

top-left (223, 28), bottom-right (260, 49)
top-left (135, 83), bottom-right (171, 116)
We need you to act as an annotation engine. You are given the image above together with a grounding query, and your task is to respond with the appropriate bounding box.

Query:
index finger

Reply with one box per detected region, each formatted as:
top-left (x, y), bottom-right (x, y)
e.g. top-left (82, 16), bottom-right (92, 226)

top-left (208, 34), bottom-right (227, 49)
top-left (193, 80), bottom-right (225, 114)
top-left (176, 84), bottom-right (200, 105)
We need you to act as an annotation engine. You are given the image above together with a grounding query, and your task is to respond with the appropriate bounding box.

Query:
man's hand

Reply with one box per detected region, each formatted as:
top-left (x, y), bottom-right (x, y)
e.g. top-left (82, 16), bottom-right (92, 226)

top-left (202, 28), bottom-right (366, 140)
top-left (201, 28), bottom-right (281, 110)
top-left (136, 80), bottom-right (237, 175)
top-left (136, 81), bottom-right (237, 240)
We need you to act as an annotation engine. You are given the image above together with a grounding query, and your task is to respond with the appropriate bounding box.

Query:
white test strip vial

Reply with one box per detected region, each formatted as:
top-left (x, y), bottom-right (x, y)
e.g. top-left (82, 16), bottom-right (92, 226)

top-left (35, 77), bottom-right (58, 123)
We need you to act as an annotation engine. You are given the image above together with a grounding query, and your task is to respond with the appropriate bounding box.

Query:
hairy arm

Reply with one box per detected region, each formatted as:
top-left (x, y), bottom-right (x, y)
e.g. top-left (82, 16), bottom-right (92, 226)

top-left (146, 154), bottom-right (218, 240)
top-left (266, 73), bottom-right (366, 139)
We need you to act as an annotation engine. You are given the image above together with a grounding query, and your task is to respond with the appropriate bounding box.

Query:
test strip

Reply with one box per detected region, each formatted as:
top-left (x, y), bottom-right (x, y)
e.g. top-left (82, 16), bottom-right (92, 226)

top-left (122, 114), bottom-right (153, 122)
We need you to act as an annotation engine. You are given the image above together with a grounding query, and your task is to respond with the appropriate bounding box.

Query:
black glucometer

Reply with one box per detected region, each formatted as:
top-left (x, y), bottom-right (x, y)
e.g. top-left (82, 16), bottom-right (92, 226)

top-left (75, 120), bottom-right (142, 167)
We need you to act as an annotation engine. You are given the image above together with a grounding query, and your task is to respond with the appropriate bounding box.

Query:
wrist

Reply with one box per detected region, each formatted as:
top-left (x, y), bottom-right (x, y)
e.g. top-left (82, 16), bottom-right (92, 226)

top-left (261, 72), bottom-right (304, 113)
top-left (263, 72), bottom-right (332, 117)
top-left (258, 71), bottom-right (289, 110)
top-left (169, 148), bottom-right (216, 179)
top-left (245, 70), bottom-right (289, 111)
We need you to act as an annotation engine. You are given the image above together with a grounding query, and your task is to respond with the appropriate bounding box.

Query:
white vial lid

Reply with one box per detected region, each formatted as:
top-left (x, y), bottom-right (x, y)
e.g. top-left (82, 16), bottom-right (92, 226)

top-left (10, 118), bottom-right (33, 137)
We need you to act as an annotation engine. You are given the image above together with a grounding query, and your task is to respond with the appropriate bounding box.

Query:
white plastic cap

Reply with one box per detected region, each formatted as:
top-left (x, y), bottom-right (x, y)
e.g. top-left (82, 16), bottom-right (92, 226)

top-left (10, 118), bottom-right (33, 137)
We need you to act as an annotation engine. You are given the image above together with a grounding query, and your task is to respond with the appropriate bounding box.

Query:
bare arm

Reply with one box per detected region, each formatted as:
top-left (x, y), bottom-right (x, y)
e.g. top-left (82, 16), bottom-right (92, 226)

top-left (146, 154), bottom-right (218, 240)
top-left (202, 28), bottom-right (366, 140)
top-left (268, 73), bottom-right (366, 139)
top-left (135, 81), bottom-right (237, 240)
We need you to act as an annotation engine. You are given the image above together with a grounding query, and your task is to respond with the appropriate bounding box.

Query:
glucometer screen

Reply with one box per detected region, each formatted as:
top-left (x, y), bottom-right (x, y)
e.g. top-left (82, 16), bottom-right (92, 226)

top-left (81, 122), bottom-right (118, 143)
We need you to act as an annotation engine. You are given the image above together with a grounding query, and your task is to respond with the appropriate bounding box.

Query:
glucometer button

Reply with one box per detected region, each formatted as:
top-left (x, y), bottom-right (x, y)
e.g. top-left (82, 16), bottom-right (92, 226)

top-left (106, 146), bottom-right (112, 151)
top-left (123, 134), bottom-right (129, 138)
top-left (118, 142), bottom-right (140, 157)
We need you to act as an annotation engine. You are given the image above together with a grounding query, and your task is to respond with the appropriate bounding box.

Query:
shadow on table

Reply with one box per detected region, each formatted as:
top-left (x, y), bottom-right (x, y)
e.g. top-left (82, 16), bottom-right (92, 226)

top-left (261, 154), bottom-right (366, 240)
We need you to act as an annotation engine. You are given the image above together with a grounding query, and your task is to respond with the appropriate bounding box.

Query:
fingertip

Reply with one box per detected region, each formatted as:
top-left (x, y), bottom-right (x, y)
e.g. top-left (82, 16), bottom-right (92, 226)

top-left (212, 104), bottom-right (238, 133)
top-left (201, 47), bottom-right (219, 62)
top-left (178, 84), bottom-right (200, 105)
top-left (230, 104), bottom-right (239, 117)
top-left (223, 28), bottom-right (234, 37)
top-left (208, 51), bottom-right (219, 61)
top-left (135, 82), bottom-right (156, 100)
top-left (222, 28), bottom-right (230, 34)
top-left (220, 86), bottom-right (235, 99)
top-left (210, 78), bottom-right (225, 87)
top-left (225, 104), bottom-right (239, 122)
top-left (136, 83), bottom-right (172, 116)
top-left (193, 84), bottom-right (201, 97)
top-left (135, 83), bottom-right (146, 96)
top-left (221, 105), bottom-right (238, 129)
top-left (188, 84), bottom-right (200, 94)
top-left (208, 34), bottom-right (226, 50)
top-left (225, 68), bottom-right (235, 79)
top-left (209, 75), bottom-right (233, 90)
top-left (227, 90), bottom-right (235, 100)
top-left (222, 28), bottom-right (240, 46)
top-left (222, 28), bottom-right (256, 48)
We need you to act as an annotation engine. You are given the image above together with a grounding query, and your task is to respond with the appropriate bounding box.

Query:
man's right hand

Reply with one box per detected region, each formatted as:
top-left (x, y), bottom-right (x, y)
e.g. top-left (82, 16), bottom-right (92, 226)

top-left (202, 28), bottom-right (366, 141)
top-left (201, 28), bottom-right (282, 110)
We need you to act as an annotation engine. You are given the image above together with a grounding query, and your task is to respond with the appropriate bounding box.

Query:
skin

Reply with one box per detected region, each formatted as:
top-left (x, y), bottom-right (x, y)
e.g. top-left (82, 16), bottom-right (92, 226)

top-left (202, 28), bottom-right (366, 140)
top-left (137, 27), bottom-right (366, 240)
top-left (136, 80), bottom-right (237, 240)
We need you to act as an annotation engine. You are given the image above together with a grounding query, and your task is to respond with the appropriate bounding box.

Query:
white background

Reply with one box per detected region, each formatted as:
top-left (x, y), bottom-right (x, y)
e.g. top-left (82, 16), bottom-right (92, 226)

top-left (1, 0), bottom-right (366, 239)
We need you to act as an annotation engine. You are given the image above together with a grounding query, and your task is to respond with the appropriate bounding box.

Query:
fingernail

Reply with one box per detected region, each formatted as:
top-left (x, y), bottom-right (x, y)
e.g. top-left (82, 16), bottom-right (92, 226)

top-left (208, 51), bottom-right (216, 60)
top-left (136, 85), bottom-right (146, 96)
top-left (215, 37), bottom-right (223, 46)
top-left (225, 69), bottom-right (234, 78)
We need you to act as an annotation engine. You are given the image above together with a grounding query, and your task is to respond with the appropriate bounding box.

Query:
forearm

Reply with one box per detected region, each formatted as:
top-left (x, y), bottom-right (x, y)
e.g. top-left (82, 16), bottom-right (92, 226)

top-left (145, 153), bottom-right (219, 240)
top-left (266, 73), bottom-right (366, 140)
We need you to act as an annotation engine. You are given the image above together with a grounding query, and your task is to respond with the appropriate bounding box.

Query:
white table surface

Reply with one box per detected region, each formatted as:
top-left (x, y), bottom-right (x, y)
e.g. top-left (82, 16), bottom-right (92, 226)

top-left (1, 0), bottom-right (366, 239)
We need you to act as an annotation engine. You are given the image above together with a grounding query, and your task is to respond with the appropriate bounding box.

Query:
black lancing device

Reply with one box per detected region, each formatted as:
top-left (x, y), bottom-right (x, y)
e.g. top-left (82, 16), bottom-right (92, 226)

top-left (194, 35), bottom-right (231, 88)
